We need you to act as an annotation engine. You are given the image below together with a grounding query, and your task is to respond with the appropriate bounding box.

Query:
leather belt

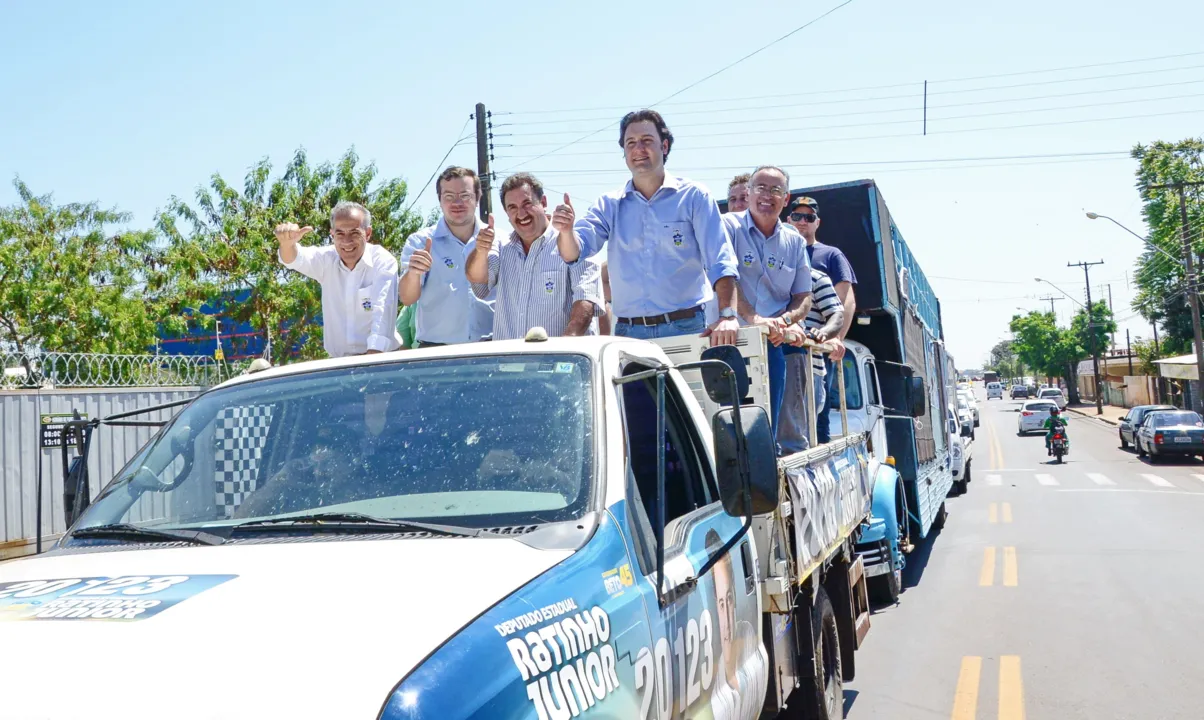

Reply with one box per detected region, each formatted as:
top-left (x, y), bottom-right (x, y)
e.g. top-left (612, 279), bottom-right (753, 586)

top-left (616, 306), bottom-right (703, 327)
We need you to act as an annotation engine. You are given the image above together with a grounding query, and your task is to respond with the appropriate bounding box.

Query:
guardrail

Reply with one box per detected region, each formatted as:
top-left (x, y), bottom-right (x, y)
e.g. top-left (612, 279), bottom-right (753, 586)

top-left (1, 351), bottom-right (252, 389)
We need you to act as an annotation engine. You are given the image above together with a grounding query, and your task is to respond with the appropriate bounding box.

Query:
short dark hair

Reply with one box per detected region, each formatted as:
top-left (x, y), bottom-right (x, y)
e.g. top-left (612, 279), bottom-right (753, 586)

top-left (618, 109), bottom-right (674, 162)
top-left (436, 166), bottom-right (481, 199)
top-left (499, 172), bottom-right (545, 205)
top-left (728, 173), bottom-right (751, 191)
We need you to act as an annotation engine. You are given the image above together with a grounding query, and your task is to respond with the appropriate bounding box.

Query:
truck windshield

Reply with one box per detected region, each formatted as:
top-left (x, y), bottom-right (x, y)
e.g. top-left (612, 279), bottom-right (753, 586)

top-left (74, 354), bottom-right (595, 533)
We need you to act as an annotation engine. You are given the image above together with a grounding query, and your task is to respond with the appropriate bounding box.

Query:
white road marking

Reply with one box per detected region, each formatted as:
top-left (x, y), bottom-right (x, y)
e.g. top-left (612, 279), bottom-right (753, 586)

top-left (1087, 473), bottom-right (1115, 486)
top-left (987, 474), bottom-right (1002, 486)
top-left (1142, 474), bottom-right (1175, 488)
top-left (1056, 489), bottom-right (1204, 496)
top-left (1035, 474), bottom-right (1059, 486)
top-left (1193, 474), bottom-right (1204, 484)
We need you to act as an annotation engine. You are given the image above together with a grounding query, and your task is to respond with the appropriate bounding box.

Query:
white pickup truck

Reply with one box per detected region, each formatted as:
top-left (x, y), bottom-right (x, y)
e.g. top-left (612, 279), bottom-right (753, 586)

top-left (0, 328), bottom-right (915, 720)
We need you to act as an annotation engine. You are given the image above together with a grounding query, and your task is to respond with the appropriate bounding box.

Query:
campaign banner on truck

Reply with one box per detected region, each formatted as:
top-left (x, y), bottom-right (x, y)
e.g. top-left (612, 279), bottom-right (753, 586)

top-left (0, 575), bottom-right (237, 622)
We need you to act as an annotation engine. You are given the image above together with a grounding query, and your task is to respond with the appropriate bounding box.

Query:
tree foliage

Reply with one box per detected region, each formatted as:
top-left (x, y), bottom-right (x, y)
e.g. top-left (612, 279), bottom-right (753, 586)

top-left (1008, 311), bottom-right (1082, 382)
top-left (1070, 300), bottom-right (1117, 358)
top-left (151, 148), bottom-right (425, 361)
top-left (1131, 139), bottom-right (1204, 353)
top-left (0, 179), bottom-right (158, 354)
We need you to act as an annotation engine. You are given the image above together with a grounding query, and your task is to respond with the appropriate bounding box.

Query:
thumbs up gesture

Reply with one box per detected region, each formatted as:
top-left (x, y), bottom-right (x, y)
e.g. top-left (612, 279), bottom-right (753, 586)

top-left (475, 214), bottom-right (496, 254)
top-left (551, 193), bottom-right (575, 234)
top-left (409, 237), bottom-right (435, 274)
top-left (274, 222), bottom-right (313, 247)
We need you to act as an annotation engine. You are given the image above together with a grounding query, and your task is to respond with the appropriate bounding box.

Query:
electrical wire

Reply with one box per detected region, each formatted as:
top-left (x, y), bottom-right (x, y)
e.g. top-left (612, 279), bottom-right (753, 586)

top-left (403, 117), bottom-right (473, 214)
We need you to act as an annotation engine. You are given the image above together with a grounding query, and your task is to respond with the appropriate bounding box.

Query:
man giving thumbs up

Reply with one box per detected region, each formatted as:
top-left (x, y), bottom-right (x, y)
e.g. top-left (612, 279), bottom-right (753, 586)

top-left (276, 201), bottom-right (401, 358)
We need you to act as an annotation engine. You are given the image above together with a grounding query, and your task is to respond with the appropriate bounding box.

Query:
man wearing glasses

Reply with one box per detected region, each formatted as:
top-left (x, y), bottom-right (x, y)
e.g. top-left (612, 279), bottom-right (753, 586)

top-left (275, 201), bottom-right (402, 358)
top-left (554, 109), bottom-right (740, 345)
top-left (722, 166), bottom-right (813, 449)
top-left (399, 166), bottom-right (495, 347)
top-left (787, 196), bottom-right (857, 443)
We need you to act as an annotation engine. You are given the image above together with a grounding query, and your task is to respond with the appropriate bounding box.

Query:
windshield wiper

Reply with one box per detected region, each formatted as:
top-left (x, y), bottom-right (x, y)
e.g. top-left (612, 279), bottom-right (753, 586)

top-left (227, 512), bottom-right (492, 538)
top-left (70, 523), bottom-right (226, 546)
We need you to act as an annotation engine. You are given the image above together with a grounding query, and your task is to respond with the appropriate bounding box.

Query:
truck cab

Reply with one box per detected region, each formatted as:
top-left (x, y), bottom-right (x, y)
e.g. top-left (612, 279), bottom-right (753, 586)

top-left (0, 332), bottom-right (882, 720)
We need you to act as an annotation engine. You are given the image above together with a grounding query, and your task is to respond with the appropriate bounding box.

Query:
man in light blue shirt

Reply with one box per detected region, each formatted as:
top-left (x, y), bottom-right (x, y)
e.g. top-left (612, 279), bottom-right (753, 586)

top-left (552, 109), bottom-right (740, 345)
top-left (724, 165), bottom-right (813, 449)
top-left (399, 167), bottom-right (495, 346)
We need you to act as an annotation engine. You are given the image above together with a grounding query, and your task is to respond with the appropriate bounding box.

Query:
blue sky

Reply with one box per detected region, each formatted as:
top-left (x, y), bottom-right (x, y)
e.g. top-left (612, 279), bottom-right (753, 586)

top-left (3, 0), bottom-right (1203, 366)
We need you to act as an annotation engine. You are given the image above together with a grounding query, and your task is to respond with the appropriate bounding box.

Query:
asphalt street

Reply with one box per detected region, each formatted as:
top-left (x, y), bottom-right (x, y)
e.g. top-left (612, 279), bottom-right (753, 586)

top-left (843, 388), bottom-right (1204, 720)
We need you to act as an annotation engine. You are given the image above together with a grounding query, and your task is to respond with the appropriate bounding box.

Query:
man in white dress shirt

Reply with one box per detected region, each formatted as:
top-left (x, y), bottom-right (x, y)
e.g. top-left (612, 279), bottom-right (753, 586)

top-left (275, 201), bottom-right (402, 358)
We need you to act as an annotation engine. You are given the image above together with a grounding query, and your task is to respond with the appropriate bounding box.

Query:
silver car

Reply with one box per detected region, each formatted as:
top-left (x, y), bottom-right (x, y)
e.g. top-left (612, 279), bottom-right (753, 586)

top-left (1017, 400), bottom-right (1059, 435)
top-left (1036, 387), bottom-right (1067, 410)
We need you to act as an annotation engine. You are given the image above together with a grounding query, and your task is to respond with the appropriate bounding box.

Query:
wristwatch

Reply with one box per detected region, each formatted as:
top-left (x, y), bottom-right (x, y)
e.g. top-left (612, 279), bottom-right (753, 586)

top-left (719, 308), bottom-right (738, 319)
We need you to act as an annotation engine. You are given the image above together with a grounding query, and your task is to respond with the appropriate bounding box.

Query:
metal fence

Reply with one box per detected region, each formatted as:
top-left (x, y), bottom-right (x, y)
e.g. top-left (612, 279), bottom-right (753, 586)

top-left (1, 350), bottom-right (251, 389)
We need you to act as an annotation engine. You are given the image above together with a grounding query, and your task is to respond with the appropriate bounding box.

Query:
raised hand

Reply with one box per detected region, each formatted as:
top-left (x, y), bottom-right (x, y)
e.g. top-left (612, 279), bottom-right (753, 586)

top-left (551, 193), bottom-right (575, 234)
top-left (475, 214), bottom-right (496, 254)
top-left (274, 223), bottom-right (313, 247)
top-left (409, 238), bottom-right (435, 274)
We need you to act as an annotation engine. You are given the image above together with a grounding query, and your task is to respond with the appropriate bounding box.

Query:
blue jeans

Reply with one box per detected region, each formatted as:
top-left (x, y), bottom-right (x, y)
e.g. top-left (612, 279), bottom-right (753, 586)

top-left (818, 356), bottom-right (834, 444)
top-left (614, 310), bottom-right (707, 340)
top-left (768, 343), bottom-right (807, 439)
top-left (777, 355), bottom-right (826, 454)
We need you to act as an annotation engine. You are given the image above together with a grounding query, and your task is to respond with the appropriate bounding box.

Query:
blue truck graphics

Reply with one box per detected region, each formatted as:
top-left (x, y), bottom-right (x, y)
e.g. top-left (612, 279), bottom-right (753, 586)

top-left (0, 575), bottom-right (237, 621)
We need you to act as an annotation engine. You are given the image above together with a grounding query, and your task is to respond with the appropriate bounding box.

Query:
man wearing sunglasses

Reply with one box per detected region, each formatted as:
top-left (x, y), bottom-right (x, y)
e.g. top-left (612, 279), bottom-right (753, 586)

top-left (276, 201), bottom-right (402, 358)
top-left (787, 196), bottom-right (857, 443)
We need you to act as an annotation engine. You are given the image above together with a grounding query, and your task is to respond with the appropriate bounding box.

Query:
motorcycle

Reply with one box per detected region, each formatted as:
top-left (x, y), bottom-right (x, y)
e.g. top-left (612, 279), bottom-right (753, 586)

top-left (1051, 432), bottom-right (1068, 464)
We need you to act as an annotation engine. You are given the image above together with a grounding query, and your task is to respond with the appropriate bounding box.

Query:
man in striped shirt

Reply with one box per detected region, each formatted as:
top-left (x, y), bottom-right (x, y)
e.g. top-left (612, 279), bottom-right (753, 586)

top-left (466, 173), bottom-right (603, 341)
top-left (777, 268), bottom-right (845, 453)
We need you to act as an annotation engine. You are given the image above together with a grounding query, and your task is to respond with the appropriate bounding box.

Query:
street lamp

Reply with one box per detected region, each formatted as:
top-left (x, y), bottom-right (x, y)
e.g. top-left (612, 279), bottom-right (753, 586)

top-left (1087, 210), bottom-right (1204, 413)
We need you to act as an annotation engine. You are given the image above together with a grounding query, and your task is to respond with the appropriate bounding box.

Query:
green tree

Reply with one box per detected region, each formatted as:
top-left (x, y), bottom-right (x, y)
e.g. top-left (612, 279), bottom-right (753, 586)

top-left (152, 148), bottom-right (425, 361)
top-left (1070, 300), bottom-right (1117, 360)
top-left (1132, 338), bottom-right (1164, 376)
top-left (1009, 311), bottom-right (1086, 399)
top-left (0, 178), bottom-right (158, 354)
top-left (1131, 139), bottom-right (1204, 352)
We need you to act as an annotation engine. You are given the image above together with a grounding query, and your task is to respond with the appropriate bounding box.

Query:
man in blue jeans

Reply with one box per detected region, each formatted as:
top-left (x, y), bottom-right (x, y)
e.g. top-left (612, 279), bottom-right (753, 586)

top-left (721, 166), bottom-right (812, 448)
top-left (788, 196), bottom-right (857, 442)
top-left (554, 109), bottom-right (740, 345)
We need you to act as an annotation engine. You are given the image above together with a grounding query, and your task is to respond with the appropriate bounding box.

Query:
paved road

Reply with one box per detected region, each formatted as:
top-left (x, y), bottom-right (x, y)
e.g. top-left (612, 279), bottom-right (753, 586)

top-left (844, 389), bottom-right (1204, 720)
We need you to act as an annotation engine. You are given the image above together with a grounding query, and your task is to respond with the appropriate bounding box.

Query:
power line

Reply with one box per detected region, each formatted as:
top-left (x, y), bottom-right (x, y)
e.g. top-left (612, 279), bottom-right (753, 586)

top-left (502, 50), bottom-right (1204, 117)
top-left (403, 116), bottom-right (473, 214)
top-left (502, 0), bottom-right (855, 172)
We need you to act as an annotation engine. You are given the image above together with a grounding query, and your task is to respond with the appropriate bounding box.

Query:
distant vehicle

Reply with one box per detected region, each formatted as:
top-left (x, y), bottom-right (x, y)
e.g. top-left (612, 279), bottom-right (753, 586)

top-left (1037, 388), bottom-right (1067, 410)
top-left (955, 397), bottom-right (975, 439)
top-left (958, 390), bottom-right (980, 426)
top-left (1017, 400), bottom-right (1059, 434)
top-left (1118, 404), bottom-right (1178, 450)
top-left (1136, 410), bottom-right (1204, 462)
top-left (986, 382), bottom-right (1004, 400)
top-left (983, 371), bottom-right (999, 385)
top-left (1011, 385), bottom-right (1029, 399)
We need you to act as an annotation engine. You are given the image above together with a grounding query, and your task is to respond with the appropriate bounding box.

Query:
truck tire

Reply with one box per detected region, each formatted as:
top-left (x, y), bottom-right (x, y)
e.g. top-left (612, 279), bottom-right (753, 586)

top-left (933, 502), bottom-right (948, 532)
top-left (797, 588), bottom-right (843, 720)
top-left (869, 564), bottom-right (901, 605)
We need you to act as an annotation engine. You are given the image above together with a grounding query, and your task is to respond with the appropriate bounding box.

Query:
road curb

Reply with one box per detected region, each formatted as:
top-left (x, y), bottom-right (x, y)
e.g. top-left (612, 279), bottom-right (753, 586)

top-left (1066, 406), bottom-right (1120, 426)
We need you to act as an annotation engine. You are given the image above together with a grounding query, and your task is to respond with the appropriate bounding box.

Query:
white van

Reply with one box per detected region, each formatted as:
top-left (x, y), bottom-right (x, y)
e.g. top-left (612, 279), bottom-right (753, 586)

top-left (986, 382), bottom-right (1004, 400)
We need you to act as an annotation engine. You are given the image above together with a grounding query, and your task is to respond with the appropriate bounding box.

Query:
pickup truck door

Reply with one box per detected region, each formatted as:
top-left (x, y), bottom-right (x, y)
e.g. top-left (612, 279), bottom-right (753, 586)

top-left (617, 361), bottom-right (768, 720)
top-left (863, 357), bottom-right (888, 460)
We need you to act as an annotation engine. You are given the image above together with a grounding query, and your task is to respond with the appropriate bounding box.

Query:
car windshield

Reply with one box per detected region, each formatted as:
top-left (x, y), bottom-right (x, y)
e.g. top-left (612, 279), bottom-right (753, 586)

top-left (1150, 411), bottom-right (1203, 428)
top-left (74, 354), bottom-right (595, 532)
top-left (1039, 389), bottom-right (1061, 397)
top-left (1026, 403), bottom-right (1056, 412)
top-left (958, 397), bottom-right (969, 410)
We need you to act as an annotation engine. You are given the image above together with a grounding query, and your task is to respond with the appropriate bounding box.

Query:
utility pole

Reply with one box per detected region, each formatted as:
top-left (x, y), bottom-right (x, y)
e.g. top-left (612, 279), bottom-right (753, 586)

top-left (1069, 260), bottom-right (1105, 415)
top-left (1038, 294), bottom-right (1063, 318)
top-left (1126, 328), bottom-right (1134, 376)
top-left (1152, 180), bottom-right (1204, 412)
top-left (1106, 283), bottom-right (1115, 350)
top-left (474, 102), bottom-right (493, 221)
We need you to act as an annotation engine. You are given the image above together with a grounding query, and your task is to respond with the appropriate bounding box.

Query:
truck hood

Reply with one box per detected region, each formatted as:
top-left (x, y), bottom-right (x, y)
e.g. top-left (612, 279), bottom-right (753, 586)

top-left (0, 537), bottom-right (572, 720)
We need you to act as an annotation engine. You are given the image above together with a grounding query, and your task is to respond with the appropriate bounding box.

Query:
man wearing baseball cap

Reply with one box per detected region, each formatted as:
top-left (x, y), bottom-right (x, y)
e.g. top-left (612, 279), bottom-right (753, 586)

top-left (787, 196), bottom-right (857, 443)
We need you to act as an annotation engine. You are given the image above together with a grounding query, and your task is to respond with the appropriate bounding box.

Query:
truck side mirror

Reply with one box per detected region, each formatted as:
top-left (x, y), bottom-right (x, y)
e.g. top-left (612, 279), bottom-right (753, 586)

top-left (700, 345), bottom-right (749, 406)
top-left (908, 377), bottom-right (927, 418)
top-left (712, 405), bottom-right (777, 515)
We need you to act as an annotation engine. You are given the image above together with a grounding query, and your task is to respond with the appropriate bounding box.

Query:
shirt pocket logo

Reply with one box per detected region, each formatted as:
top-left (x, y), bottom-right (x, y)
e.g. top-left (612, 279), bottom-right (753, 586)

top-left (442, 257), bottom-right (456, 269)
top-left (766, 254), bottom-right (777, 270)
top-left (742, 252), bottom-right (755, 267)
top-left (663, 221), bottom-right (693, 249)
top-left (541, 270), bottom-right (558, 294)
top-left (361, 298), bottom-right (373, 311)
top-left (672, 229), bottom-right (684, 246)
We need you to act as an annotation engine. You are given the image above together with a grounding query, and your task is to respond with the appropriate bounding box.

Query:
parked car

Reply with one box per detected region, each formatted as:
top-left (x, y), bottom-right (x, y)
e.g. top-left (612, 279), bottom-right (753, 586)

top-left (958, 389), bottom-right (980, 426)
top-left (986, 382), bottom-right (1004, 400)
top-left (1017, 400), bottom-right (1059, 434)
top-left (1135, 409), bottom-right (1204, 462)
top-left (1118, 404), bottom-right (1177, 450)
top-left (955, 397), bottom-right (975, 439)
top-left (948, 406), bottom-right (973, 494)
top-left (1037, 387), bottom-right (1067, 410)
top-left (1011, 385), bottom-right (1029, 399)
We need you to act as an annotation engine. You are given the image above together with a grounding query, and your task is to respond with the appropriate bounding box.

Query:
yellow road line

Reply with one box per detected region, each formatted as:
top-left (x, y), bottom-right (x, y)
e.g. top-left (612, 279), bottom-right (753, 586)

top-left (989, 503), bottom-right (999, 523)
top-left (1002, 502), bottom-right (1013, 523)
top-left (1003, 546), bottom-right (1019, 587)
top-left (999, 655), bottom-right (1026, 720)
top-left (979, 547), bottom-right (996, 586)
top-left (950, 656), bottom-right (982, 720)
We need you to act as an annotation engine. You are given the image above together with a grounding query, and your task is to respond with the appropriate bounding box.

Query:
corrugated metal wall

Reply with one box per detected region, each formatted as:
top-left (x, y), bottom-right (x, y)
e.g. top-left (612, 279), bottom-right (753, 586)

top-left (1, 388), bottom-right (199, 559)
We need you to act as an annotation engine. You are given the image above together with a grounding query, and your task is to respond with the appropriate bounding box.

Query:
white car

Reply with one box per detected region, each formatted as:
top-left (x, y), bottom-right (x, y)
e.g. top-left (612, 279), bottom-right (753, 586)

top-left (1037, 387), bottom-right (1067, 410)
top-left (948, 408), bottom-right (973, 494)
top-left (986, 382), bottom-right (1004, 400)
top-left (958, 390), bottom-right (980, 426)
top-left (1018, 400), bottom-right (1060, 434)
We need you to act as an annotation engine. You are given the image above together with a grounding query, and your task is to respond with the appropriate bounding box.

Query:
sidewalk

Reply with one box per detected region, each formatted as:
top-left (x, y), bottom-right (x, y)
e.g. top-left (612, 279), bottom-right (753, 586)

top-left (1065, 403), bottom-right (1126, 426)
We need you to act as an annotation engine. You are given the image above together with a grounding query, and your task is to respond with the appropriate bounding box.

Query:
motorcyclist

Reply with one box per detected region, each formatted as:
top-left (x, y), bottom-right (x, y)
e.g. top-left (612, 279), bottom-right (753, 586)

top-left (1043, 406), bottom-right (1070, 455)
